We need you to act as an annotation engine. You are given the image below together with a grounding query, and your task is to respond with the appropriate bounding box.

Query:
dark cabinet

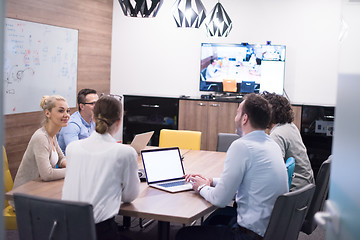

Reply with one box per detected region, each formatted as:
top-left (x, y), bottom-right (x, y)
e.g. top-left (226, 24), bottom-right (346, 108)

top-left (301, 105), bottom-right (335, 178)
top-left (123, 95), bottom-right (179, 146)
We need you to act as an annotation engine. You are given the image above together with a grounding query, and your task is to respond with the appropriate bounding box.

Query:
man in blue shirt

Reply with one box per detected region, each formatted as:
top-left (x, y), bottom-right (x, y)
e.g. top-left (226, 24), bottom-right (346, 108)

top-left (58, 88), bottom-right (98, 154)
top-left (177, 94), bottom-right (289, 240)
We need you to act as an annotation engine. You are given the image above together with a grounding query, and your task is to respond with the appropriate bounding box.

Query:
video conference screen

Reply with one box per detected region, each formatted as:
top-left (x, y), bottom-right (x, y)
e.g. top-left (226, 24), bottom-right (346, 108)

top-left (200, 43), bottom-right (286, 94)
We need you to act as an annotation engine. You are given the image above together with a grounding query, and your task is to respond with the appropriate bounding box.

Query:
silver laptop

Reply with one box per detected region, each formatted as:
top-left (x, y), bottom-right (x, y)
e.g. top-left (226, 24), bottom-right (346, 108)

top-left (130, 131), bottom-right (154, 154)
top-left (141, 147), bottom-right (193, 193)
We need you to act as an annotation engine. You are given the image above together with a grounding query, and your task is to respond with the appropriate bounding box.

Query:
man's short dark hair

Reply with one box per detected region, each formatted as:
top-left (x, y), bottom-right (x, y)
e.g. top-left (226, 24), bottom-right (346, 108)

top-left (262, 91), bottom-right (294, 125)
top-left (77, 88), bottom-right (97, 111)
top-left (242, 93), bottom-right (271, 129)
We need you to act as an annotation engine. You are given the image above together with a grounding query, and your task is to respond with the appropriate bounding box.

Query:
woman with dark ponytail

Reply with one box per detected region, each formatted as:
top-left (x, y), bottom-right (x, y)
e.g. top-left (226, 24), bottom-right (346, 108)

top-left (62, 95), bottom-right (140, 240)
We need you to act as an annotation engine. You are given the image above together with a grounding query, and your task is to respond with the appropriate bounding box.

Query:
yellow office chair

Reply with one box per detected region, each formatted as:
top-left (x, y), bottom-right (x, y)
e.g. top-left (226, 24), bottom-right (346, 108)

top-left (159, 129), bottom-right (202, 150)
top-left (3, 146), bottom-right (17, 230)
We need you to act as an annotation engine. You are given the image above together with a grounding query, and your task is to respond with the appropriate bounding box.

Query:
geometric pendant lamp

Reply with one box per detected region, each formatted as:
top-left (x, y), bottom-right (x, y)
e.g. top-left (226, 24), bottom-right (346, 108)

top-left (205, 2), bottom-right (232, 37)
top-left (172, 0), bottom-right (207, 28)
top-left (118, 0), bottom-right (164, 18)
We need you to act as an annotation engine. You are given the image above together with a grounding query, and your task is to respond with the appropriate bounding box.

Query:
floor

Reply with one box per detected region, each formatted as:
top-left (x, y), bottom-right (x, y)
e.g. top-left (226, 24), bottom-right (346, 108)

top-left (6, 215), bottom-right (326, 240)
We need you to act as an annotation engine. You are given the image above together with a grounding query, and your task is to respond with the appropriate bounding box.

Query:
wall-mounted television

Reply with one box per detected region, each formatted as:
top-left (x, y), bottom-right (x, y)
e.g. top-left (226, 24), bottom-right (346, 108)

top-left (200, 43), bottom-right (286, 95)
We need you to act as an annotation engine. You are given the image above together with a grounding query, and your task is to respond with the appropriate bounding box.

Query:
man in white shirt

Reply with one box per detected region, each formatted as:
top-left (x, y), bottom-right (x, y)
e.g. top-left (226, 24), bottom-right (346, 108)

top-left (177, 93), bottom-right (289, 240)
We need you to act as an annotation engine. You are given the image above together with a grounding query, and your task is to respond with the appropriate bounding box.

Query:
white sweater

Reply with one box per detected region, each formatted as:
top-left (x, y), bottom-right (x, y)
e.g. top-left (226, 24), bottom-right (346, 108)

top-left (62, 131), bottom-right (140, 223)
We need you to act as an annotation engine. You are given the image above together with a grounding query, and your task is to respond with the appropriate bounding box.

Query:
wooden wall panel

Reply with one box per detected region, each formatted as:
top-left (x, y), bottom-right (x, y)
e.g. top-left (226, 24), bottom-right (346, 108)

top-left (291, 105), bottom-right (302, 131)
top-left (5, 0), bottom-right (113, 178)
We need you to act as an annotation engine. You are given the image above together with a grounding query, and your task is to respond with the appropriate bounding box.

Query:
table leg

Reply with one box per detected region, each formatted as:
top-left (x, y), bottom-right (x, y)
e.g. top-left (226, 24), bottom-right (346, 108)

top-left (158, 221), bottom-right (170, 240)
top-left (123, 216), bottom-right (131, 228)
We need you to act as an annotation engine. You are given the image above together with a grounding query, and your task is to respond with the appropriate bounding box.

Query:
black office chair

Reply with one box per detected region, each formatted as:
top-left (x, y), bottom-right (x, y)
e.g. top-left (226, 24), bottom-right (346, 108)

top-left (216, 133), bottom-right (240, 152)
top-left (301, 156), bottom-right (332, 235)
top-left (263, 184), bottom-right (316, 240)
top-left (13, 193), bottom-right (97, 240)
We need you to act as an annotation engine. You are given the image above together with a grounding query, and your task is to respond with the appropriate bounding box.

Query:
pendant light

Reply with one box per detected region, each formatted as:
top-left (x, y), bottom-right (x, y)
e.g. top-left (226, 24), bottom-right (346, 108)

top-left (118, 0), bottom-right (164, 18)
top-left (205, 1), bottom-right (232, 37)
top-left (172, 0), bottom-right (207, 28)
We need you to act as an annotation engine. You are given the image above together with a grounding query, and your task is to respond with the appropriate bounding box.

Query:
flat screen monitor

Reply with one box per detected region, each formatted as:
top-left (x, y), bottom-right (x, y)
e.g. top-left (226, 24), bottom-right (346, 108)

top-left (200, 43), bottom-right (286, 95)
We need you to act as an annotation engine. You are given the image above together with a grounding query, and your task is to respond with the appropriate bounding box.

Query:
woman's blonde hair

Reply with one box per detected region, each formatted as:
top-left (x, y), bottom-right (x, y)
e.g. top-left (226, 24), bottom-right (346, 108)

top-left (40, 95), bottom-right (67, 124)
top-left (94, 96), bottom-right (122, 134)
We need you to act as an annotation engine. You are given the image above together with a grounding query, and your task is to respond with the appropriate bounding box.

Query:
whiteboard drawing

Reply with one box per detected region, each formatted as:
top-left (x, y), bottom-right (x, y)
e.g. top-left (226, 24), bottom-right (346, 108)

top-left (3, 18), bottom-right (78, 114)
top-left (4, 65), bottom-right (35, 94)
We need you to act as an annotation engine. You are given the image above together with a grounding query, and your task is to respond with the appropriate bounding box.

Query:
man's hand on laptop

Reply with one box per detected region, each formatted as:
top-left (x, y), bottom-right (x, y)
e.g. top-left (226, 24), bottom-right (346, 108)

top-left (185, 174), bottom-right (212, 193)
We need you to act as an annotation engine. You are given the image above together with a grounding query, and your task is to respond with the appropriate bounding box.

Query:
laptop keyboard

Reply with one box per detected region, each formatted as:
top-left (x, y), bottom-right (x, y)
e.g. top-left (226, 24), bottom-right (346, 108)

top-left (158, 180), bottom-right (188, 188)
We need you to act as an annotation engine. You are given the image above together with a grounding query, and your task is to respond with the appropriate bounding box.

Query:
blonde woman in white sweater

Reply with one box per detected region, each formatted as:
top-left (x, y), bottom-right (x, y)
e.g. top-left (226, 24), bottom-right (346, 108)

top-left (13, 95), bottom-right (70, 189)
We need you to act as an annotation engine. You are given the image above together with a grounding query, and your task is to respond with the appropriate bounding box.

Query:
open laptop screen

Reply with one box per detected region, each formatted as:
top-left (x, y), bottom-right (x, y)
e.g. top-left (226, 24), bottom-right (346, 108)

top-left (141, 148), bottom-right (185, 183)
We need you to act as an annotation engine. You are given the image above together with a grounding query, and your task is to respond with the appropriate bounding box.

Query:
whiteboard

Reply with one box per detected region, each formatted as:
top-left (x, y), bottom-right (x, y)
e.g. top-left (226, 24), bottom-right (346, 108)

top-left (3, 18), bottom-right (78, 114)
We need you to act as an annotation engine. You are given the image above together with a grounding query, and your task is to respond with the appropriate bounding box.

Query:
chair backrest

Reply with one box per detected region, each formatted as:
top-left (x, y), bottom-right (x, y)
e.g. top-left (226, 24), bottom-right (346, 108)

top-left (159, 129), bottom-right (201, 150)
top-left (3, 146), bottom-right (14, 207)
top-left (301, 156), bottom-right (332, 235)
top-left (285, 157), bottom-right (295, 189)
top-left (263, 184), bottom-right (316, 240)
top-left (14, 193), bottom-right (97, 240)
top-left (240, 81), bottom-right (255, 93)
top-left (200, 68), bottom-right (207, 81)
top-left (222, 79), bottom-right (237, 93)
top-left (216, 133), bottom-right (240, 152)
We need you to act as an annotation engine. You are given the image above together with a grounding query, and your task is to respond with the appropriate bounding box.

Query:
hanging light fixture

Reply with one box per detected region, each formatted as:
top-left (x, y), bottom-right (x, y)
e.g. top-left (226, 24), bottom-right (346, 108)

top-left (205, 1), bottom-right (232, 37)
top-left (172, 0), bottom-right (207, 28)
top-left (118, 0), bottom-right (164, 18)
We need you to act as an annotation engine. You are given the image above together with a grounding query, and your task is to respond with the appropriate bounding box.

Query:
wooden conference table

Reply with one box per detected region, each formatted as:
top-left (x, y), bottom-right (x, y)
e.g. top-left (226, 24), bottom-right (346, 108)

top-left (5, 149), bottom-right (226, 240)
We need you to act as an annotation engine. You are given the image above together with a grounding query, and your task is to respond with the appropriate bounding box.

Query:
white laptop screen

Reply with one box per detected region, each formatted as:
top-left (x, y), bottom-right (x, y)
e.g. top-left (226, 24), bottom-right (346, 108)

top-left (141, 148), bottom-right (185, 183)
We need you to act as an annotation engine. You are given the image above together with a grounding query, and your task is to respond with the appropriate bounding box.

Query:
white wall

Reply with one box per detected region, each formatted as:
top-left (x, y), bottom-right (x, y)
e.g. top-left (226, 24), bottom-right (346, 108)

top-left (111, 0), bottom-right (341, 106)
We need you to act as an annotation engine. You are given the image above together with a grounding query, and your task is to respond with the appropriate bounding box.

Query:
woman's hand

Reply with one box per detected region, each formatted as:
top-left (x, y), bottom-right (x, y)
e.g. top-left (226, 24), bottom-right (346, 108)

top-left (60, 160), bottom-right (67, 168)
